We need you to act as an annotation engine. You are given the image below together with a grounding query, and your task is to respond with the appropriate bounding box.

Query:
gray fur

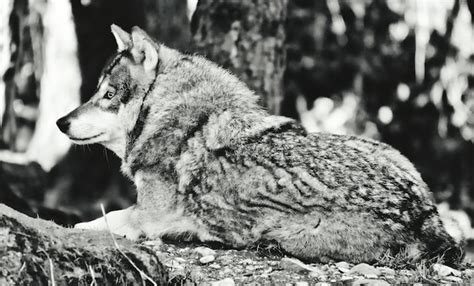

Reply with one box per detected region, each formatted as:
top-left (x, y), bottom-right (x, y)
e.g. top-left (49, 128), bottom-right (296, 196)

top-left (63, 26), bottom-right (463, 266)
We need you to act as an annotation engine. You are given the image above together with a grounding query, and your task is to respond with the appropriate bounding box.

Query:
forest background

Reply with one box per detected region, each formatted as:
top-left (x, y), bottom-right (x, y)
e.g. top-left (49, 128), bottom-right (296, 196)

top-left (0, 0), bottom-right (472, 232)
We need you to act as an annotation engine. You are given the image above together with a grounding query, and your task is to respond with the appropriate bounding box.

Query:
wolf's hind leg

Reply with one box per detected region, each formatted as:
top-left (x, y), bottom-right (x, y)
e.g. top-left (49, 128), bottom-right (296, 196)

top-left (74, 206), bottom-right (142, 240)
top-left (265, 212), bottom-right (394, 263)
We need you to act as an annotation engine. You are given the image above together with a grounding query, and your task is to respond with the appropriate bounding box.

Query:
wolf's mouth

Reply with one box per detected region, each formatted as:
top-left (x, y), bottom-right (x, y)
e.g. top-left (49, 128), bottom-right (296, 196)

top-left (69, 133), bottom-right (105, 141)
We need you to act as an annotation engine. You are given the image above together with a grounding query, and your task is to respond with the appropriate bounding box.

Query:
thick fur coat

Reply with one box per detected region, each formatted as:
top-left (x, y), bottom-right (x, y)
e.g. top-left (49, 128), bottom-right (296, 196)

top-left (56, 25), bottom-right (463, 265)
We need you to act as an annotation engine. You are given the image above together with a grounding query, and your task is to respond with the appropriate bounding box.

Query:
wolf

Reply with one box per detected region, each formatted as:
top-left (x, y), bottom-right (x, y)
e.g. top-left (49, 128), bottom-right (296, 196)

top-left (56, 24), bottom-right (463, 265)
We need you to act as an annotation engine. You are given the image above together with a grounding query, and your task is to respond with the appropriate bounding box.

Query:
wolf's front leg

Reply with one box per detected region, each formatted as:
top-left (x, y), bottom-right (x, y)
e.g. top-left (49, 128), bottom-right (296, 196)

top-left (74, 206), bottom-right (142, 240)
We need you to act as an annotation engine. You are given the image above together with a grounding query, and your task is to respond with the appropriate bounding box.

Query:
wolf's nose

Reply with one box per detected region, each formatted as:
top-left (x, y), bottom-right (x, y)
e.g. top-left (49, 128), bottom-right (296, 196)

top-left (56, 117), bottom-right (70, 133)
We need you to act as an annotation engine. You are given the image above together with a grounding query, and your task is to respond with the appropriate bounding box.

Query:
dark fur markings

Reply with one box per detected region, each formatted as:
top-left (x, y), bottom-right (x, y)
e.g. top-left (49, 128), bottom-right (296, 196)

top-left (100, 51), bottom-right (128, 79)
top-left (125, 105), bottom-right (150, 160)
top-left (124, 51), bottom-right (160, 161)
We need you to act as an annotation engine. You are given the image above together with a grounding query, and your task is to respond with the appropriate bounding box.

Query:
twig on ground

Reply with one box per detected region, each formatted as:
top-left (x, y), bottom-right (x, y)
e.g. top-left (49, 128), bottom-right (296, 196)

top-left (100, 204), bottom-right (157, 286)
top-left (40, 250), bottom-right (56, 286)
top-left (48, 257), bottom-right (56, 286)
top-left (88, 265), bottom-right (97, 286)
top-left (18, 262), bottom-right (25, 275)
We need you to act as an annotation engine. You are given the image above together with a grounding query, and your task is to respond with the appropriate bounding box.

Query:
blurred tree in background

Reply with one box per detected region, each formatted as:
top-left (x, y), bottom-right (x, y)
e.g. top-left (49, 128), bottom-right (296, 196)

top-left (0, 0), bottom-right (472, 226)
top-left (0, 0), bottom-right (191, 224)
top-left (284, 0), bottom-right (473, 214)
top-left (192, 0), bottom-right (287, 114)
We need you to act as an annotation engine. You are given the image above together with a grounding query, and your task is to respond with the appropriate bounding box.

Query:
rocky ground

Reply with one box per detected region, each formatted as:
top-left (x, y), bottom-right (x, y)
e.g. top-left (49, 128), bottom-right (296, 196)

top-left (4, 202), bottom-right (474, 285)
top-left (142, 240), bottom-right (474, 285)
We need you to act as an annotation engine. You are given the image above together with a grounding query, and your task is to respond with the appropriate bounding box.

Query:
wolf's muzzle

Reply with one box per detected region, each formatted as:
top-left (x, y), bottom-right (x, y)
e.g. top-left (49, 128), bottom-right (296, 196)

top-left (56, 116), bottom-right (70, 133)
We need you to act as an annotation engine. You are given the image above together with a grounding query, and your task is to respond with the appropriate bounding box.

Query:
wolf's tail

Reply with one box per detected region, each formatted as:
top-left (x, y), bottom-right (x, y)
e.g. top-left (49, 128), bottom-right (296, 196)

top-left (420, 212), bottom-right (465, 266)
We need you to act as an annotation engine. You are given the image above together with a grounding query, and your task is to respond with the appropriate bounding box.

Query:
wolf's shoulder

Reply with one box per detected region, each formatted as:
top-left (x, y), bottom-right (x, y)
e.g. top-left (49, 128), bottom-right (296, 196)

top-left (212, 119), bottom-right (426, 194)
top-left (204, 115), bottom-right (417, 176)
top-left (182, 116), bottom-right (433, 224)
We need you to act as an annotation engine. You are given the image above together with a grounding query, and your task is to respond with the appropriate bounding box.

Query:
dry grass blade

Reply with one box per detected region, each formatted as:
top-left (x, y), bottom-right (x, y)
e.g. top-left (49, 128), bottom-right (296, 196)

top-left (100, 204), bottom-right (157, 286)
top-left (40, 250), bottom-right (56, 286)
top-left (48, 257), bottom-right (56, 286)
top-left (89, 265), bottom-right (97, 286)
top-left (18, 262), bottom-right (26, 275)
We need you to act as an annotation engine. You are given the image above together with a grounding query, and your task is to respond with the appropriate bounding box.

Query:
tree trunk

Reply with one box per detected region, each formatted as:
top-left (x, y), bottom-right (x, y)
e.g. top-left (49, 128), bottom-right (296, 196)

top-left (0, 204), bottom-right (168, 285)
top-left (144, 0), bottom-right (191, 51)
top-left (0, 0), bottom-right (194, 230)
top-left (0, 0), bottom-right (80, 171)
top-left (191, 0), bottom-right (287, 115)
top-left (26, 0), bottom-right (81, 171)
top-left (0, 0), bottom-right (23, 150)
top-left (0, 1), bottom-right (13, 129)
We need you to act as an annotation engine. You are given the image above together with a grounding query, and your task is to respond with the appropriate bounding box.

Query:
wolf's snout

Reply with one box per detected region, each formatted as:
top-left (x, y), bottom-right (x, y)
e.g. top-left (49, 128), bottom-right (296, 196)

top-left (56, 117), bottom-right (70, 133)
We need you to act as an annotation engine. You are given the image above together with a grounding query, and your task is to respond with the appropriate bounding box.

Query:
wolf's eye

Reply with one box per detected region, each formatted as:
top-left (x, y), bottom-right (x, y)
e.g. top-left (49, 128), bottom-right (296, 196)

top-left (104, 90), bottom-right (115, 100)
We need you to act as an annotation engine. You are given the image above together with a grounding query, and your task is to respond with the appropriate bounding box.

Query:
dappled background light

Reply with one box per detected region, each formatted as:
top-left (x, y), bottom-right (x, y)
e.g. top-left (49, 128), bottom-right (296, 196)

top-left (0, 0), bottom-right (472, 241)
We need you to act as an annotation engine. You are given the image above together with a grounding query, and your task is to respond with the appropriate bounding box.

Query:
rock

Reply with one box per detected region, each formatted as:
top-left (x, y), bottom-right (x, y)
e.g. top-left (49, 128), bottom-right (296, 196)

top-left (0, 205), bottom-right (169, 285)
top-left (445, 276), bottom-right (463, 283)
top-left (263, 267), bottom-right (273, 274)
top-left (142, 240), bottom-right (163, 247)
top-left (218, 255), bottom-right (233, 265)
top-left (280, 257), bottom-right (319, 273)
top-left (352, 279), bottom-right (390, 286)
top-left (187, 268), bottom-right (207, 282)
top-left (194, 246), bottom-right (217, 257)
top-left (308, 269), bottom-right (326, 277)
top-left (340, 276), bottom-right (353, 281)
top-left (319, 275), bottom-right (328, 281)
top-left (399, 269), bottom-right (414, 276)
top-left (377, 267), bottom-right (396, 276)
top-left (241, 258), bottom-right (254, 265)
top-left (335, 261), bottom-right (350, 268)
top-left (268, 260), bottom-right (279, 266)
top-left (209, 263), bottom-right (221, 269)
top-left (245, 265), bottom-right (256, 271)
top-left (221, 268), bottom-right (234, 275)
top-left (349, 263), bottom-right (381, 277)
top-left (199, 255), bottom-right (215, 264)
top-left (166, 260), bottom-right (184, 270)
top-left (211, 278), bottom-right (235, 286)
top-left (335, 261), bottom-right (351, 273)
top-left (174, 257), bottom-right (186, 263)
top-left (365, 274), bottom-right (378, 279)
top-left (432, 263), bottom-right (461, 277)
top-left (463, 269), bottom-right (474, 277)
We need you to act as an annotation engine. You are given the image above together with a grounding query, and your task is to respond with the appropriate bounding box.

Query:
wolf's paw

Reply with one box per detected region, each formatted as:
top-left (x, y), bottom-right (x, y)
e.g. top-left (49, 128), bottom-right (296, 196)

top-left (109, 225), bottom-right (142, 241)
top-left (74, 207), bottom-right (141, 240)
top-left (75, 220), bottom-right (141, 240)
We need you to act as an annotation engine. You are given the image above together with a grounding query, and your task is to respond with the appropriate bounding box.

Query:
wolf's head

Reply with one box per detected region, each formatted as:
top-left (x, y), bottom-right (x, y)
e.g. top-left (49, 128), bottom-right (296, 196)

top-left (56, 25), bottom-right (165, 157)
top-left (57, 24), bottom-right (263, 161)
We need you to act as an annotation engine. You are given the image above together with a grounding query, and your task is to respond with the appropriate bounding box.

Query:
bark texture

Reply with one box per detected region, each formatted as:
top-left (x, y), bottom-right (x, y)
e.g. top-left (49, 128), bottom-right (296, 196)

top-left (191, 0), bottom-right (287, 115)
top-left (0, 204), bottom-right (168, 285)
top-left (0, 0), bottom-right (25, 149)
top-left (144, 0), bottom-right (191, 51)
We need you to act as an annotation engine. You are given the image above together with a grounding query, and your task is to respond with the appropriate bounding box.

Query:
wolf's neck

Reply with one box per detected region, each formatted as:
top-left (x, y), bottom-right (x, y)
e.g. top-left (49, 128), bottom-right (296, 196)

top-left (120, 102), bottom-right (217, 178)
top-left (120, 99), bottom-right (269, 179)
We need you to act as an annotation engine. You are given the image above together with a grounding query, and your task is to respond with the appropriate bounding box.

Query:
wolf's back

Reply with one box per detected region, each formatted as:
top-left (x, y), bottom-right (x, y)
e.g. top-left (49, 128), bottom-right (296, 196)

top-left (192, 121), bottom-right (462, 264)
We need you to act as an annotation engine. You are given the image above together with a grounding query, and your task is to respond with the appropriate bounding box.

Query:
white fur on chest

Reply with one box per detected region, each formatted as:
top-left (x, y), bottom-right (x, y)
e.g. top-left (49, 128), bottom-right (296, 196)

top-left (133, 172), bottom-right (220, 242)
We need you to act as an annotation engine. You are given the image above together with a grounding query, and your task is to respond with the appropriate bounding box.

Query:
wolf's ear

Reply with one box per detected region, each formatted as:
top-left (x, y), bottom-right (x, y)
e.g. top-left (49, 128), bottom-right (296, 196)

top-left (130, 26), bottom-right (158, 72)
top-left (111, 24), bottom-right (131, 52)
